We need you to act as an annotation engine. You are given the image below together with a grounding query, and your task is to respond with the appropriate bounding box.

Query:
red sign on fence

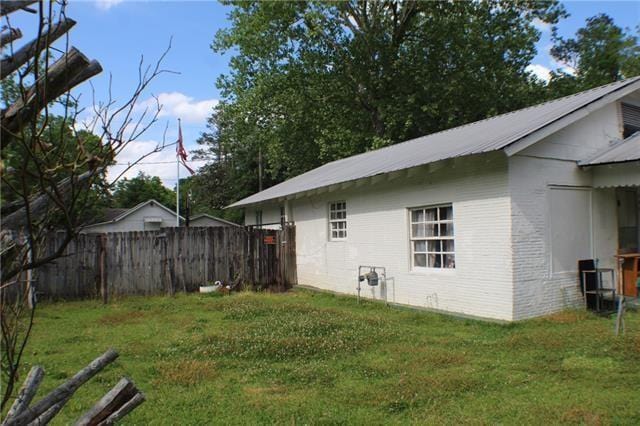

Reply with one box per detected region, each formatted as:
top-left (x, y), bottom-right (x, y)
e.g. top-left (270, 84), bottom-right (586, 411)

top-left (263, 235), bottom-right (276, 245)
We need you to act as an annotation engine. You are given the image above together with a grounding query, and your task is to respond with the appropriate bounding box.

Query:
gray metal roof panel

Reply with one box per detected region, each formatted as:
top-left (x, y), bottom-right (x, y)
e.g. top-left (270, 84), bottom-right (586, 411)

top-left (579, 132), bottom-right (640, 166)
top-left (230, 77), bottom-right (640, 207)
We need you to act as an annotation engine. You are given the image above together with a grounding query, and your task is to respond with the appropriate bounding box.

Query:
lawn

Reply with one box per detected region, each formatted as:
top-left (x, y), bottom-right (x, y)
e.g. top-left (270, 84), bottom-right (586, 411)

top-left (7, 289), bottom-right (640, 425)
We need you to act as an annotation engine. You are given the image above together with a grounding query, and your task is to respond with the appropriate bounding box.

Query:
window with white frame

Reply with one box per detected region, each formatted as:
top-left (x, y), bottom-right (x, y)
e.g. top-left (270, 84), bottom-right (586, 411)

top-left (329, 201), bottom-right (347, 240)
top-left (410, 205), bottom-right (455, 269)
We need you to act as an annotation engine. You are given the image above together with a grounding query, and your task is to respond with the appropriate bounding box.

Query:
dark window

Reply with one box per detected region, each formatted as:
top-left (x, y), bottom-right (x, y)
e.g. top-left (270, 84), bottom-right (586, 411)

top-left (622, 103), bottom-right (640, 138)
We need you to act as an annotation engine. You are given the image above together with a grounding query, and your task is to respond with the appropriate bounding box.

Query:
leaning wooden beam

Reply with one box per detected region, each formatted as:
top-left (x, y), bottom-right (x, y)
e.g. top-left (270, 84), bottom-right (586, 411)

top-left (0, 1), bottom-right (37, 17)
top-left (1, 47), bottom-right (102, 147)
top-left (0, 18), bottom-right (77, 80)
top-left (1, 168), bottom-right (102, 232)
top-left (0, 28), bottom-right (22, 48)
top-left (98, 393), bottom-right (146, 426)
top-left (4, 349), bottom-right (119, 426)
top-left (75, 378), bottom-right (138, 426)
top-left (2, 366), bottom-right (44, 424)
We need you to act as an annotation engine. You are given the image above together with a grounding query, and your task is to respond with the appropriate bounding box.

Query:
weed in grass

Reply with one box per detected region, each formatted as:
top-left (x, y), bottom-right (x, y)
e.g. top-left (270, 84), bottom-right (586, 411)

top-left (200, 307), bottom-right (391, 361)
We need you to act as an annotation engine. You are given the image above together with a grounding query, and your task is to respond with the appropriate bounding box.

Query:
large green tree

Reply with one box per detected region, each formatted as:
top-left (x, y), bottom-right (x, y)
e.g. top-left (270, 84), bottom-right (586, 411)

top-left (112, 172), bottom-right (176, 209)
top-left (197, 0), bottom-right (566, 211)
top-left (548, 14), bottom-right (640, 95)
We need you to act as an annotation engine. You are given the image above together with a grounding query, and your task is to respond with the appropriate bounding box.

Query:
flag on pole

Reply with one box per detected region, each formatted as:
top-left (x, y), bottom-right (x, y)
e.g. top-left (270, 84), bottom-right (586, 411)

top-left (176, 121), bottom-right (195, 175)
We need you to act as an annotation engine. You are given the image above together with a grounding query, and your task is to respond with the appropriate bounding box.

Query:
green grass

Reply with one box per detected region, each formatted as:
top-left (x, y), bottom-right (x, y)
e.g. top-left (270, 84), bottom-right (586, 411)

top-left (7, 289), bottom-right (640, 425)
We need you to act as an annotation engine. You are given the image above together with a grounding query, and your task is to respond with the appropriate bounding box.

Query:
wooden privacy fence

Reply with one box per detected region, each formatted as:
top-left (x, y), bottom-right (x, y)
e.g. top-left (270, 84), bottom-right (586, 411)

top-left (35, 226), bottom-right (297, 300)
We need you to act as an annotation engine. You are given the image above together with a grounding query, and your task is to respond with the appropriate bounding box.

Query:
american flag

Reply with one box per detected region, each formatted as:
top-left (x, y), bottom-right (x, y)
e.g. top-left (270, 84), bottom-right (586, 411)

top-left (176, 121), bottom-right (195, 175)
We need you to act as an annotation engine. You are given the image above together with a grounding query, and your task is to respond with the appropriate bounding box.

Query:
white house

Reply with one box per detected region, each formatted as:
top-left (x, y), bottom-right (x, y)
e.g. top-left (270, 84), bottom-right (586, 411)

top-left (229, 78), bottom-right (640, 321)
top-left (81, 200), bottom-right (240, 233)
top-left (81, 200), bottom-right (182, 233)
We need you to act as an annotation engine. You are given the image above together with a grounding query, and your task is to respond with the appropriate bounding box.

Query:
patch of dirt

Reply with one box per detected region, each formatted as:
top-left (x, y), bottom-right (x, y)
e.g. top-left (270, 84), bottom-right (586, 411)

top-left (98, 310), bottom-right (147, 325)
top-left (561, 406), bottom-right (604, 425)
top-left (154, 359), bottom-right (217, 386)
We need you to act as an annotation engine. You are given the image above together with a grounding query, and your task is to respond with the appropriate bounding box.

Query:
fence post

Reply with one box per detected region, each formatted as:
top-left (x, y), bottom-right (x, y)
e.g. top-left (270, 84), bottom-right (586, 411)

top-left (99, 234), bottom-right (107, 304)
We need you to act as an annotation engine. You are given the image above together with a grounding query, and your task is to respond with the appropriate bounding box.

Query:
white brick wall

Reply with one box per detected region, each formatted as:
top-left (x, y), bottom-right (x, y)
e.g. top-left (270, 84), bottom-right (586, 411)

top-left (509, 102), bottom-right (623, 320)
top-left (282, 152), bottom-right (515, 320)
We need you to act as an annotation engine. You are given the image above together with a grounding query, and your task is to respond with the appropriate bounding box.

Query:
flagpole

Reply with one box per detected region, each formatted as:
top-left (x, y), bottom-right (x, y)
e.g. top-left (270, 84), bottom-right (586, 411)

top-left (176, 118), bottom-right (181, 227)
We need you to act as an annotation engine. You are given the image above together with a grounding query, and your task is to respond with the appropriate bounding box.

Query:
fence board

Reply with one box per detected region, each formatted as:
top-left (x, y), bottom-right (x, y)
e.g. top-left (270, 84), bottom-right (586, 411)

top-left (32, 226), bottom-right (296, 300)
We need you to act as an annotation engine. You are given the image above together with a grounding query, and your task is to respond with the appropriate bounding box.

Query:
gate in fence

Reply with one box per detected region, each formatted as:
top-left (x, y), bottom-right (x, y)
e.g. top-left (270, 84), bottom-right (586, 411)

top-left (35, 225), bottom-right (297, 300)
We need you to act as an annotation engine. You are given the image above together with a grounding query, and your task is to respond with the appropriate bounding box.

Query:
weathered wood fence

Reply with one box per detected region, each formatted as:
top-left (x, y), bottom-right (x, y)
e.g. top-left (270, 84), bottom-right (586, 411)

top-left (34, 226), bottom-right (297, 300)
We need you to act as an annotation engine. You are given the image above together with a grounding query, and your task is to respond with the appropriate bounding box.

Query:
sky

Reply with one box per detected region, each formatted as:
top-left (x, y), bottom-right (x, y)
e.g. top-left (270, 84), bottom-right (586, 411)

top-left (3, 0), bottom-right (639, 187)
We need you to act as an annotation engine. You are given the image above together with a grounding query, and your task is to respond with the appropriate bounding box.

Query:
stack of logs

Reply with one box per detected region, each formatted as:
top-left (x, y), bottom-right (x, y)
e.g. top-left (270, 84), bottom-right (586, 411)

top-left (2, 350), bottom-right (145, 426)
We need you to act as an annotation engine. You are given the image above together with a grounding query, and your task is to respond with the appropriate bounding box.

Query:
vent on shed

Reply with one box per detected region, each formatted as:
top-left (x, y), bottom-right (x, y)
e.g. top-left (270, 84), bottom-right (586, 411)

top-left (622, 102), bottom-right (640, 138)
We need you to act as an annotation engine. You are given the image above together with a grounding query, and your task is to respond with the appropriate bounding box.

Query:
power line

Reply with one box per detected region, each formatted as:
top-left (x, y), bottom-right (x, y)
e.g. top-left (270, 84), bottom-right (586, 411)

top-left (113, 160), bottom-right (207, 166)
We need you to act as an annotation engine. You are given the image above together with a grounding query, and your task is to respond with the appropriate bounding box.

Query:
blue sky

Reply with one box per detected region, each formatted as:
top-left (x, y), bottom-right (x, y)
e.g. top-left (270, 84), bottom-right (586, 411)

top-left (3, 0), bottom-right (639, 186)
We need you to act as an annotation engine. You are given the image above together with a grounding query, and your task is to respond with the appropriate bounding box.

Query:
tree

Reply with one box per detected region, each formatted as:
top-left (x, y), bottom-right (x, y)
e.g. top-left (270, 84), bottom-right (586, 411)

top-left (195, 0), bottom-right (566, 209)
top-left (548, 14), bottom-right (640, 94)
top-left (1, 1), bottom-right (172, 412)
top-left (112, 172), bottom-right (176, 210)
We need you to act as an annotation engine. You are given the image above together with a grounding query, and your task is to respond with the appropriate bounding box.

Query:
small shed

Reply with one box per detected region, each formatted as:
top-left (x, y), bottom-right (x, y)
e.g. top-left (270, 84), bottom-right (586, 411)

top-left (189, 213), bottom-right (241, 228)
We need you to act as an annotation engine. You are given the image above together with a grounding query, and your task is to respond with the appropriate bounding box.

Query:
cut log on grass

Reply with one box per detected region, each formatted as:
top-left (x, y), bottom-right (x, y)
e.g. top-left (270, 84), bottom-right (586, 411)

top-left (75, 377), bottom-right (138, 426)
top-left (98, 392), bottom-right (145, 426)
top-left (2, 366), bottom-right (44, 424)
top-left (5, 349), bottom-right (119, 426)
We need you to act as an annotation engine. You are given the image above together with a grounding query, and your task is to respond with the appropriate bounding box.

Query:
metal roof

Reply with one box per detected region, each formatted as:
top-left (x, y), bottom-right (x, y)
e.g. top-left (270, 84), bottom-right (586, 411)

top-left (230, 77), bottom-right (640, 208)
top-left (579, 132), bottom-right (640, 166)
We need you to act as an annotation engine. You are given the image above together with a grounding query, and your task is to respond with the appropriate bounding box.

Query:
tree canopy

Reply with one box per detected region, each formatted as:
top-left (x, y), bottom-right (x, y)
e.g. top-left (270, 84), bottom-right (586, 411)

top-left (190, 2), bottom-right (638, 218)
top-left (112, 172), bottom-right (176, 210)
top-left (548, 13), bottom-right (640, 95)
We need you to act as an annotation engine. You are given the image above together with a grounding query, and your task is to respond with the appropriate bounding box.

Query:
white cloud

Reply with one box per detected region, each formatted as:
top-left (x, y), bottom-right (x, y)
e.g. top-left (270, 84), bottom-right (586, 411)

top-left (95, 0), bottom-right (124, 11)
top-left (107, 139), bottom-right (207, 187)
top-left (136, 92), bottom-right (218, 124)
top-left (526, 63), bottom-right (551, 82)
top-left (532, 18), bottom-right (551, 33)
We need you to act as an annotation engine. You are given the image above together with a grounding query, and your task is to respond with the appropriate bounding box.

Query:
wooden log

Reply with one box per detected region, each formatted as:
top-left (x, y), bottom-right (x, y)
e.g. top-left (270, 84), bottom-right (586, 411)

top-left (0, 18), bottom-right (76, 80)
top-left (1, 47), bottom-right (102, 147)
top-left (0, 1), bottom-right (37, 17)
top-left (98, 392), bottom-right (145, 426)
top-left (0, 28), bottom-right (22, 48)
top-left (2, 366), bottom-right (44, 424)
top-left (1, 168), bottom-right (102, 231)
top-left (28, 394), bottom-right (72, 426)
top-left (74, 377), bottom-right (138, 426)
top-left (6, 349), bottom-right (119, 426)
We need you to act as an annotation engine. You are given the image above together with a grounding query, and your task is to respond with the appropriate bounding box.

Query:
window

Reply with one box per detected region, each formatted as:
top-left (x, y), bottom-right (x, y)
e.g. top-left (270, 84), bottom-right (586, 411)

top-left (410, 205), bottom-right (455, 269)
top-left (329, 201), bottom-right (347, 240)
top-left (255, 210), bottom-right (262, 226)
top-left (621, 103), bottom-right (640, 138)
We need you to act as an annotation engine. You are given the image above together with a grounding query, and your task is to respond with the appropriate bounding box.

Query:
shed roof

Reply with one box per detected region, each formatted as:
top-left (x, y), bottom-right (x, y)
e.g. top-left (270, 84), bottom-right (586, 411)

top-left (579, 132), bottom-right (640, 166)
top-left (229, 77), bottom-right (640, 208)
top-left (190, 213), bottom-right (242, 227)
